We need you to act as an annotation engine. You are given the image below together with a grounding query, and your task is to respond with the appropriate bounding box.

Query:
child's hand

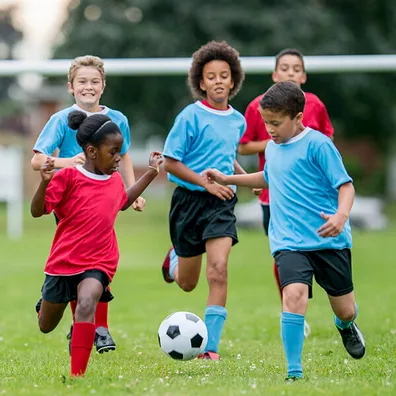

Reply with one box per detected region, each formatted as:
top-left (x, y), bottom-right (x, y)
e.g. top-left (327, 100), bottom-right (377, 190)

top-left (252, 188), bottom-right (262, 196)
top-left (202, 169), bottom-right (227, 185)
top-left (205, 182), bottom-right (234, 201)
top-left (317, 211), bottom-right (348, 237)
top-left (66, 153), bottom-right (85, 168)
top-left (132, 196), bottom-right (146, 211)
top-left (40, 157), bottom-right (55, 182)
top-left (148, 151), bottom-right (163, 174)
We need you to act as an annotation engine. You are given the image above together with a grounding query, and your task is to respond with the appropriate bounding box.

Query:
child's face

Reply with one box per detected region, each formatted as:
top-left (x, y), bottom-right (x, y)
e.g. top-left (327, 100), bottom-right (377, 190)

top-left (87, 133), bottom-right (123, 175)
top-left (272, 55), bottom-right (306, 87)
top-left (68, 66), bottom-right (105, 110)
top-left (259, 108), bottom-right (303, 144)
top-left (200, 60), bottom-right (234, 108)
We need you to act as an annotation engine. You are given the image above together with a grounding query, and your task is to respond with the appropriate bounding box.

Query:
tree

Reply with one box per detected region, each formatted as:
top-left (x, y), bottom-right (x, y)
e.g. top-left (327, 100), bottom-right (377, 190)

top-left (54, 0), bottom-right (396, 151)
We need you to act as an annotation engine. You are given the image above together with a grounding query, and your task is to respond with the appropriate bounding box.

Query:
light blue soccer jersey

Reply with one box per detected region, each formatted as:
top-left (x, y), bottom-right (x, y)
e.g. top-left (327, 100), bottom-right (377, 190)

top-left (163, 101), bottom-right (246, 191)
top-left (33, 104), bottom-right (131, 157)
top-left (264, 127), bottom-right (352, 255)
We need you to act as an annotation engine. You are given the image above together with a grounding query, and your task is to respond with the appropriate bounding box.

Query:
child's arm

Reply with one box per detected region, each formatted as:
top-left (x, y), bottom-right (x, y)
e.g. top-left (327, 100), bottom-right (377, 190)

top-left (238, 140), bottom-right (270, 155)
top-left (31, 152), bottom-right (85, 170)
top-left (121, 152), bottom-right (163, 211)
top-left (317, 182), bottom-right (355, 237)
top-left (204, 169), bottom-right (268, 189)
top-left (164, 157), bottom-right (235, 201)
top-left (31, 158), bottom-right (55, 217)
top-left (120, 152), bottom-right (146, 211)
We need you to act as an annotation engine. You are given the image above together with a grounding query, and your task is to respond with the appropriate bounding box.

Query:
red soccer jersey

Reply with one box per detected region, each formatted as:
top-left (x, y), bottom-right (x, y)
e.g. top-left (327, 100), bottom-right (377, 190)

top-left (240, 91), bottom-right (334, 204)
top-left (43, 166), bottom-right (128, 281)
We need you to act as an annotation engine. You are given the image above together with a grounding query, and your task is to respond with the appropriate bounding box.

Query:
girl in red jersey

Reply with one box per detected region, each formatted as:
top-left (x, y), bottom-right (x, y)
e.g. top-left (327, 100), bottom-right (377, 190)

top-left (31, 110), bottom-right (162, 377)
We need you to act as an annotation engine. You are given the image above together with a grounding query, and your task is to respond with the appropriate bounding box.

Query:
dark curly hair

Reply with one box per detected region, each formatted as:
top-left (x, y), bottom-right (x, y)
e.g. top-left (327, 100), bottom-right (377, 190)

top-left (188, 41), bottom-right (244, 100)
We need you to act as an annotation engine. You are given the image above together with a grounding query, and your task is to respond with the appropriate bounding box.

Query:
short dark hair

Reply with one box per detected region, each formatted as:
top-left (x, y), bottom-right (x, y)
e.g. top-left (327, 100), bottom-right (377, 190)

top-left (188, 41), bottom-right (244, 100)
top-left (259, 81), bottom-right (305, 119)
top-left (68, 111), bottom-right (122, 149)
top-left (275, 48), bottom-right (305, 71)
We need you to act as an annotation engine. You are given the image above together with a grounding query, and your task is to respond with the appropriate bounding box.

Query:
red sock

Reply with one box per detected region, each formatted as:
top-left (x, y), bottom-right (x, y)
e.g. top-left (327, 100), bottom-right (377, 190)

top-left (273, 261), bottom-right (282, 299)
top-left (70, 300), bottom-right (77, 322)
top-left (94, 302), bottom-right (109, 329)
top-left (70, 322), bottom-right (95, 377)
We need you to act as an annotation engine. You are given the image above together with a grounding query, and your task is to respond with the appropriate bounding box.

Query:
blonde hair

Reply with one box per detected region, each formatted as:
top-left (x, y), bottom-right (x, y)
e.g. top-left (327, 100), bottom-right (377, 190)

top-left (68, 55), bottom-right (106, 85)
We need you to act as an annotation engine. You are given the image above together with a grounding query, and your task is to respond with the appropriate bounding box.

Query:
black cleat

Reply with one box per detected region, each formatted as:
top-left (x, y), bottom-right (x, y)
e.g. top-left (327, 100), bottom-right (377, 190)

top-left (337, 321), bottom-right (365, 359)
top-left (285, 376), bottom-right (300, 383)
top-left (95, 326), bottom-right (116, 353)
top-left (66, 325), bottom-right (73, 356)
top-left (35, 298), bottom-right (42, 314)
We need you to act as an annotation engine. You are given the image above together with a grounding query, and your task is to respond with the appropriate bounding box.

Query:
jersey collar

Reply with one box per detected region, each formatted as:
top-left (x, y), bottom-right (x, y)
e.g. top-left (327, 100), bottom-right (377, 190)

top-left (281, 127), bottom-right (311, 145)
top-left (76, 165), bottom-right (111, 180)
top-left (72, 104), bottom-right (109, 116)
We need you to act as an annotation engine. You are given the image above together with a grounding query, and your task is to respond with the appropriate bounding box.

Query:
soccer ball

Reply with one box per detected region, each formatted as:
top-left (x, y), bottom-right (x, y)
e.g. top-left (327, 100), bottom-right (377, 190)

top-left (158, 311), bottom-right (208, 360)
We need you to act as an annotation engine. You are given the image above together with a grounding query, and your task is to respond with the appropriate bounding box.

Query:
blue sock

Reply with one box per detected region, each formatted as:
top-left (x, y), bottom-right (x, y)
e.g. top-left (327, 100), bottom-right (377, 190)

top-left (204, 305), bottom-right (227, 353)
top-left (169, 248), bottom-right (178, 280)
top-left (335, 303), bottom-right (358, 330)
top-left (281, 312), bottom-right (305, 379)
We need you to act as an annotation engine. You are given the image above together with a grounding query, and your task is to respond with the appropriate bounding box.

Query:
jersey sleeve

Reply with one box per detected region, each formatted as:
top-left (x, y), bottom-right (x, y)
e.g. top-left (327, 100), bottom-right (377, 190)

top-left (264, 163), bottom-right (269, 183)
top-left (314, 140), bottom-right (352, 189)
top-left (119, 117), bottom-right (131, 155)
top-left (318, 102), bottom-right (334, 137)
top-left (44, 169), bottom-right (71, 214)
top-left (240, 101), bottom-right (259, 144)
top-left (163, 113), bottom-right (194, 162)
top-left (33, 114), bottom-right (66, 155)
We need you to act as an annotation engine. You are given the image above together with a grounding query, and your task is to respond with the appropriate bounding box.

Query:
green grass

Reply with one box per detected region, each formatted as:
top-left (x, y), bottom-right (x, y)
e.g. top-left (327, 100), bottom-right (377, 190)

top-left (0, 199), bottom-right (395, 395)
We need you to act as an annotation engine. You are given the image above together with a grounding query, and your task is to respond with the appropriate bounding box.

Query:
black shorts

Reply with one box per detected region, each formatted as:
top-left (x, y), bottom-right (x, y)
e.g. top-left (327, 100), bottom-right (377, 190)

top-left (170, 187), bottom-right (238, 257)
top-left (261, 204), bottom-right (270, 236)
top-left (274, 249), bottom-right (353, 298)
top-left (41, 269), bottom-right (113, 304)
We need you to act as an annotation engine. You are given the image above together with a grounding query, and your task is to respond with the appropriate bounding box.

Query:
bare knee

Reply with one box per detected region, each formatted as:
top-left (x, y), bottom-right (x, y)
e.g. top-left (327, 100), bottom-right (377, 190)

top-left (178, 281), bottom-right (198, 292)
top-left (282, 286), bottom-right (308, 313)
top-left (207, 259), bottom-right (227, 287)
top-left (76, 296), bottom-right (97, 320)
top-left (38, 318), bottom-right (55, 334)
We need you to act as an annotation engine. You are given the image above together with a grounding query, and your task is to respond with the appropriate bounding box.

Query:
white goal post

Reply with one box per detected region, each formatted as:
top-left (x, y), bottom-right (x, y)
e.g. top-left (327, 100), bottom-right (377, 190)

top-left (0, 54), bottom-right (396, 76)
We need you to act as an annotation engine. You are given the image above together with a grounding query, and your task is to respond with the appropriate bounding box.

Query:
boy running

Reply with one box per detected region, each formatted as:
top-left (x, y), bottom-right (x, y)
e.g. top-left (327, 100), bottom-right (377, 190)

top-left (204, 81), bottom-right (365, 380)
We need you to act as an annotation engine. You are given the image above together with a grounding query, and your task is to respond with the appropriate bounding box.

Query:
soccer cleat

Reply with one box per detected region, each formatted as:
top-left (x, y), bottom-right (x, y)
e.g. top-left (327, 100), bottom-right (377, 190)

top-left (66, 325), bottom-right (73, 356)
top-left (197, 351), bottom-right (220, 361)
top-left (161, 247), bottom-right (175, 283)
top-left (336, 321), bottom-right (365, 359)
top-left (35, 297), bottom-right (42, 314)
top-left (304, 320), bottom-right (311, 338)
top-left (285, 376), bottom-right (300, 383)
top-left (95, 326), bottom-right (116, 353)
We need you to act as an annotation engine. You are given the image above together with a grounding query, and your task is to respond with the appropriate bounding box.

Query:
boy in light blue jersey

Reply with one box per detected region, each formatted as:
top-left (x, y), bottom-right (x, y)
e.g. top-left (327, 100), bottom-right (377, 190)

top-left (162, 41), bottom-right (246, 360)
top-left (204, 81), bottom-right (365, 379)
top-left (31, 55), bottom-right (146, 355)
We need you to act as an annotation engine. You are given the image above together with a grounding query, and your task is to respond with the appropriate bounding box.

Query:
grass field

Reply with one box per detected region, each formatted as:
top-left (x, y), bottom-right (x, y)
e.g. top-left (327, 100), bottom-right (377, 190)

top-left (0, 197), bottom-right (395, 396)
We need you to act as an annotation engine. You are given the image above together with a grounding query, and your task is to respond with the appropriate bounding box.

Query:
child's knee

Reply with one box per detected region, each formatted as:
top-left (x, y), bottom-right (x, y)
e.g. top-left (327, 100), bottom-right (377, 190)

top-left (76, 296), bottom-right (97, 317)
top-left (179, 281), bottom-right (198, 292)
top-left (282, 285), bottom-right (308, 312)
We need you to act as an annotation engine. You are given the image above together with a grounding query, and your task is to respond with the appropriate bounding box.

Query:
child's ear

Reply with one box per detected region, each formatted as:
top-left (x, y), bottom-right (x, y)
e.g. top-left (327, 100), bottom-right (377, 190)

top-left (86, 146), bottom-right (97, 159)
top-left (296, 112), bottom-right (304, 122)
top-left (67, 82), bottom-right (74, 96)
top-left (199, 79), bottom-right (206, 92)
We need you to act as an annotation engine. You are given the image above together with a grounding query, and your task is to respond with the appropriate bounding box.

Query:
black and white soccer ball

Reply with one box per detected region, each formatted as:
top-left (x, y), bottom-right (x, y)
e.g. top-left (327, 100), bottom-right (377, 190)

top-left (158, 311), bottom-right (208, 360)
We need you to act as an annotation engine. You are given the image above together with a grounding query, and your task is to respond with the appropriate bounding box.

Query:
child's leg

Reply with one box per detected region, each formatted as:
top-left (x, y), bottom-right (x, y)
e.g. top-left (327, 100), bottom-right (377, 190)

top-left (282, 283), bottom-right (309, 379)
top-left (38, 299), bottom-right (68, 333)
top-left (71, 278), bottom-right (102, 377)
top-left (173, 255), bottom-right (202, 291)
top-left (328, 292), bottom-right (365, 359)
top-left (202, 237), bottom-right (232, 355)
